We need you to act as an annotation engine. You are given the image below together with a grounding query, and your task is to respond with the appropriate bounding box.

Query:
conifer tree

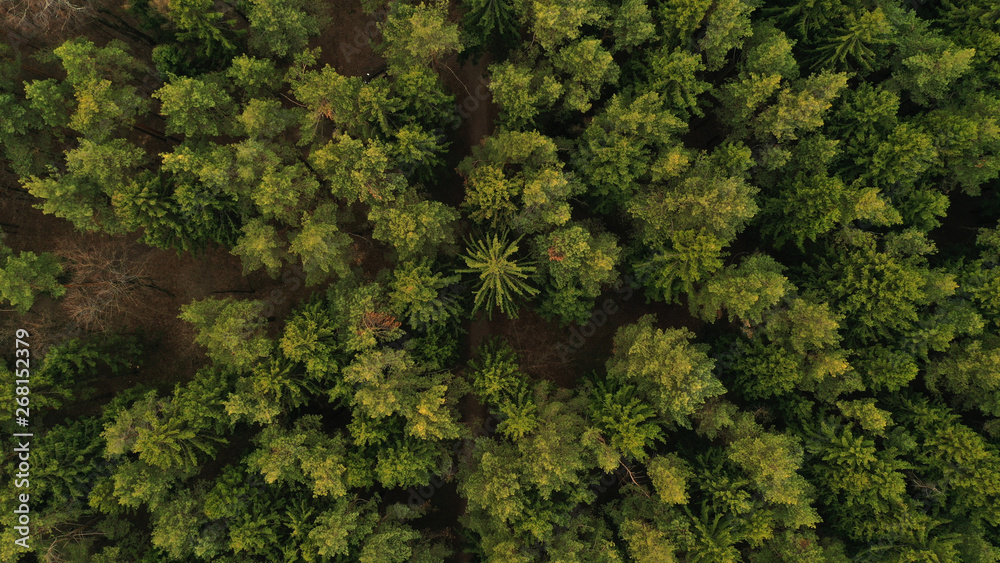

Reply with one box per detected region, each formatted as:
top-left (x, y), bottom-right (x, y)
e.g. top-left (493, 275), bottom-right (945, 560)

top-left (458, 232), bottom-right (539, 319)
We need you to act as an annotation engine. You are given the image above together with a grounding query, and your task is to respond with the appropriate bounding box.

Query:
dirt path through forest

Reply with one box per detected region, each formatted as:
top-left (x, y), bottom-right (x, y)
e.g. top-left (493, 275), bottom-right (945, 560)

top-left (0, 195), bottom-right (315, 416)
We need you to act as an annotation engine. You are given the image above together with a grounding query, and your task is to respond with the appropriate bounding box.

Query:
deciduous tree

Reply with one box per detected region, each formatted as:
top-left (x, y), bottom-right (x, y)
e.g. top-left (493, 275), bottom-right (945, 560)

top-left (532, 224), bottom-right (621, 325)
top-left (606, 314), bottom-right (724, 426)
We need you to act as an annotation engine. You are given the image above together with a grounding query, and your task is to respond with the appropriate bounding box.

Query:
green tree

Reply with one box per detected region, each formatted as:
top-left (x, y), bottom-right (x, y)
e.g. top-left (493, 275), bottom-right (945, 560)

top-left (488, 61), bottom-right (563, 129)
top-left (809, 7), bottom-right (893, 72)
top-left (459, 130), bottom-right (581, 233)
top-left (572, 91), bottom-right (687, 208)
top-left (227, 54), bottom-right (283, 98)
top-left (246, 415), bottom-right (350, 497)
top-left (461, 0), bottom-right (521, 56)
top-left (889, 19), bottom-right (974, 106)
top-left (761, 296), bottom-right (842, 355)
top-left (388, 260), bottom-right (463, 329)
top-left (47, 38), bottom-right (148, 142)
top-left (634, 230), bottom-right (726, 305)
top-left (589, 378), bottom-right (662, 462)
top-left (628, 144), bottom-right (757, 303)
top-left (798, 416), bottom-right (911, 542)
top-left (248, 161), bottom-right (322, 225)
top-left (109, 171), bottom-right (239, 252)
top-left (178, 297), bottom-right (271, 371)
top-left (21, 138), bottom-right (146, 234)
top-left (237, 98), bottom-right (299, 139)
top-left (938, 0), bottom-right (1000, 82)
top-left (458, 232), bottom-right (539, 319)
top-left (368, 192), bottom-right (459, 261)
top-left (606, 314), bottom-right (724, 426)
top-left (22, 78), bottom-right (73, 130)
top-left (0, 248), bottom-right (65, 313)
top-left (528, 0), bottom-right (605, 52)
top-left (551, 38), bottom-right (619, 113)
top-left (926, 336), bottom-right (1000, 417)
top-left (244, 0), bottom-right (323, 58)
top-left (658, 0), bottom-right (755, 70)
top-left (729, 337), bottom-right (804, 399)
top-left (851, 346), bottom-right (918, 393)
top-left (459, 382), bottom-right (601, 548)
top-left (836, 398), bottom-right (892, 434)
top-left (163, 0), bottom-right (236, 56)
top-left (152, 75), bottom-right (234, 138)
top-left (628, 144), bottom-right (757, 250)
top-left (379, 0), bottom-right (462, 73)
top-left (343, 348), bottom-right (462, 442)
top-left (610, 0), bottom-right (655, 52)
top-left (805, 229), bottom-right (955, 341)
top-left (310, 134), bottom-right (409, 203)
top-left (279, 297), bottom-right (343, 379)
top-left (644, 47), bottom-right (711, 118)
top-left (224, 357), bottom-right (325, 425)
top-left (103, 369), bottom-right (231, 473)
top-left (917, 92), bottom-right (1000, 195)
top-left (689, 254), bottom-right (793, 324)
top-left (532, 224), bottom-right (621, 325)
top-left (901, 399), bottom-right (1000, 529)
top-left (231, 218), bottom-right (288, 277)
top-left (753, 71), bottom-right (849, 143)
top-left (288, 203), bottom-right (353, 286)
top-left (288, 51), bottom-right (400, 142)
top-left (697, 0), bottom-right (758, 71)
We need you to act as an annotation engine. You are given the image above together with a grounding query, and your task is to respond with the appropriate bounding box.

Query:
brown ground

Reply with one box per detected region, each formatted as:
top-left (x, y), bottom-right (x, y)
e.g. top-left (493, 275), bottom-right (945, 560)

top-left (0, 194), bottom-right (317, 413)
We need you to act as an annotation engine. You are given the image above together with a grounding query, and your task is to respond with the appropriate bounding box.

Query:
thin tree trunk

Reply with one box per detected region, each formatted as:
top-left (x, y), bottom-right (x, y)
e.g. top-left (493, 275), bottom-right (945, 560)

top-left (94, 9), bottom-right (157, 46)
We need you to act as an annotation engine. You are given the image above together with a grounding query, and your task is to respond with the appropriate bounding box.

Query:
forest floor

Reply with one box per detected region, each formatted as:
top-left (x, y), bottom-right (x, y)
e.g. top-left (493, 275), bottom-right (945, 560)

top-left (0, 193), bottom-right (319, 420)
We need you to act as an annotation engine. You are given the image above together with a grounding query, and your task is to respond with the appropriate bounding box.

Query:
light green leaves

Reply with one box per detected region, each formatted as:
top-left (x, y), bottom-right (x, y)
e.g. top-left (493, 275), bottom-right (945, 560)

top-left (606, 315), bottom-right (724, 426)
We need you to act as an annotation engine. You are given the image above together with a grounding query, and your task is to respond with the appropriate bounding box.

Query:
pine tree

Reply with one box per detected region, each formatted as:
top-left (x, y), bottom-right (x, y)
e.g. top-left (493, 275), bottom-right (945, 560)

top-left (689, 254), bottom-right (793, 324)
top-left (288, 203), bottom-right (353, 286)
top-left (152, 75), bottom-right (234, 138)
top-left (459, 130), bottom-right (581, 233)
top-left (231, 218), bottom-right (288, 278)
top-left (244, 0), bottom-right (323, 59)
top-left (388, 260), bottom-right (463, 329)
top-left (458, 232), bottom-right (539, 319)
top-left (0, 248), bottom-right (65, 313)
top-left (379, 0), bottom-right (463, 73)
top-left (178, 297), bottom-right (271, 371)
top-left (369, 192), bottom-right (460, 261)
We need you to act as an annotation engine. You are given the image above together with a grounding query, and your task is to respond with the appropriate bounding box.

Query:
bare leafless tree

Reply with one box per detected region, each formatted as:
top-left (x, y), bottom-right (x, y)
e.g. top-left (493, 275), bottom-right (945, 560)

top-left (57, 236), bottom-right (171, 332)
top-left (38, 519), bottom-right (106, 563)
top-left (1, 0), bottom-right (90, 40)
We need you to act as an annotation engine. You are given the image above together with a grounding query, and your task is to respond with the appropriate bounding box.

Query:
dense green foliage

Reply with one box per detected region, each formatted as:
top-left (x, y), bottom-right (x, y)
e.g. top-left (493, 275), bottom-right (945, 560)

top-left (4, 0), bottom-right (1000, 561)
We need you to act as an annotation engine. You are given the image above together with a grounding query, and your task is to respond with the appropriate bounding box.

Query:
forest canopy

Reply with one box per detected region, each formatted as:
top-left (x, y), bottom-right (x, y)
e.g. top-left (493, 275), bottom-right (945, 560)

top-left (3, 0), bottom-right (1000, 561)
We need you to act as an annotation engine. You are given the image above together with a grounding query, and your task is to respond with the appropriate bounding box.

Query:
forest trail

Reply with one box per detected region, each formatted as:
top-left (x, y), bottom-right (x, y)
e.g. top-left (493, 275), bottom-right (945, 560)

top-left (439, 51), bottom-right (498, 208)
top-left (0, 194), bottom-right (314, 415)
